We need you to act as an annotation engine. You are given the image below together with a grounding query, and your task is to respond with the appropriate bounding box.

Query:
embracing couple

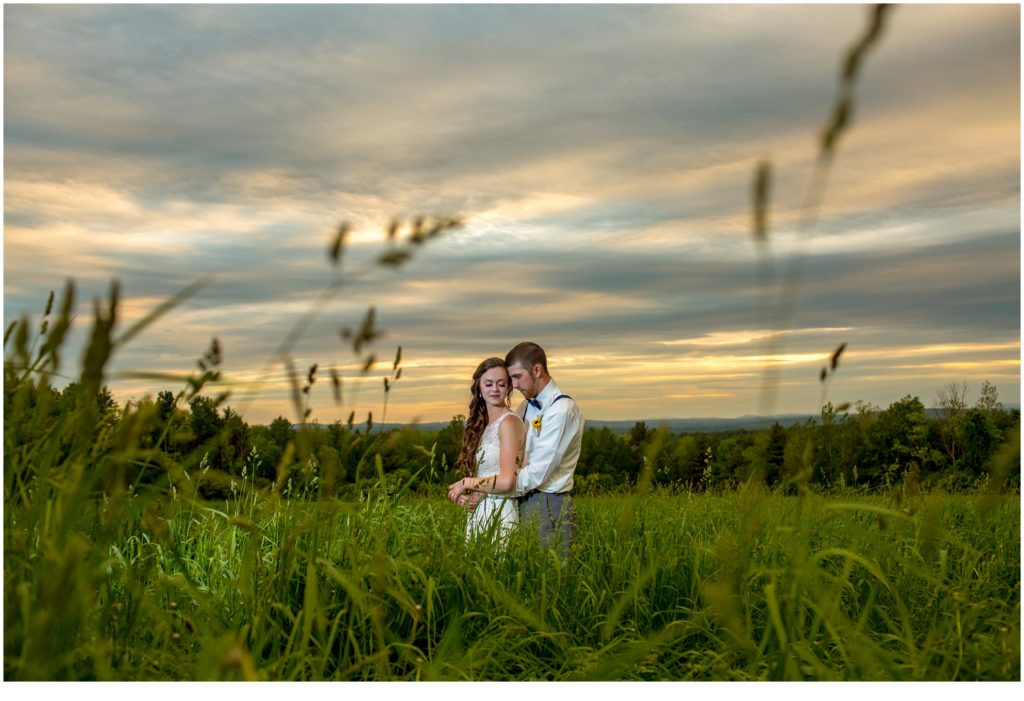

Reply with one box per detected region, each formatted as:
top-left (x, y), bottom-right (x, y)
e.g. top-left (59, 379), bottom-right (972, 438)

top-left (447, 342), bottom-right (584, 557)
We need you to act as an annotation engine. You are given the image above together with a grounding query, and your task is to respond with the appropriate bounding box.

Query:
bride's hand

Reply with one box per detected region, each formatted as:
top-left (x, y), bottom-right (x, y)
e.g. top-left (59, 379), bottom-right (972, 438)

top-left (447, 477), bottom-right (470, 503)
top-left (461, 490), bottom-right (484, 511)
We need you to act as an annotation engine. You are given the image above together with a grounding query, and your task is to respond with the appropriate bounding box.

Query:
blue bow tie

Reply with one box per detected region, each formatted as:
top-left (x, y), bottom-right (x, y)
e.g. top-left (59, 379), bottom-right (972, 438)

top-left (526, 397), bottom-right (542, 411)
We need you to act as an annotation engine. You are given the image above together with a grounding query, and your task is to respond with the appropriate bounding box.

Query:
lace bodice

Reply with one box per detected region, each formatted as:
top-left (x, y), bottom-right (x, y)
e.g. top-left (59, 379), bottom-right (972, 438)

top-left (475, 411), bottom-right (521, 478)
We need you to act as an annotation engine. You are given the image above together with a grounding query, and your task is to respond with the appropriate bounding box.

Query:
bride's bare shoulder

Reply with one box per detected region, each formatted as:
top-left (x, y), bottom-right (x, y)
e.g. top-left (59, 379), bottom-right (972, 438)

top-left (498, 411), bottom-right (525, 435)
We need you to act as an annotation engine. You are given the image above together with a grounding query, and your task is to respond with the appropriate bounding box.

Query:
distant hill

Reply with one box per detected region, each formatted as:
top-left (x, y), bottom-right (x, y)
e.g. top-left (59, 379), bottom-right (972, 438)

top-left (580, 415), bottom-right (819, 434)
top-left (299, 405), bottom-right (1018, 435)
top-left (305, 413), bottom-right (819, 435)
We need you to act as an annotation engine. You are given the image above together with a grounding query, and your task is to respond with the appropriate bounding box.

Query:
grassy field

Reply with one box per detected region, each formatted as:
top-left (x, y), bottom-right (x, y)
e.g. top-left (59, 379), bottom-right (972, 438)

top-left (5, 478), bottom-right (1019, 681)
top-left (4, 286), bottom-right (1020, 680)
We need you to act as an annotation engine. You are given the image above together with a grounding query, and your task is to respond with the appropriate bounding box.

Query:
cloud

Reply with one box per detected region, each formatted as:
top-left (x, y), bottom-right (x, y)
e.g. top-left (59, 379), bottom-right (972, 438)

top-left (4, 4), bottom-right (1018, 423)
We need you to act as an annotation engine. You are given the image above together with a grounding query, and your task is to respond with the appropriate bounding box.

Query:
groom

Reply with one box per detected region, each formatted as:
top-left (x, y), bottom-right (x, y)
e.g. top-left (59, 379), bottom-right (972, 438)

top-left (470, 342), bottom-right (583, 556)
top-left (455, 342), bottom-right (584, 556)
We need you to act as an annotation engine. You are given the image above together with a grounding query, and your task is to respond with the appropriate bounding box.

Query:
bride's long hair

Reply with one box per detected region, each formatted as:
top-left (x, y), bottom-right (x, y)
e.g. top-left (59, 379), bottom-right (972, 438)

top-left (457, 357), bottom-right (511, 478)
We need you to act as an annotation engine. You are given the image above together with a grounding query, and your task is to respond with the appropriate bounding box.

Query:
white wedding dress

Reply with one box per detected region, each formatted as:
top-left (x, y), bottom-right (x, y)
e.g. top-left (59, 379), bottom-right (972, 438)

top-left (466, 411), bottom-right (521, 544)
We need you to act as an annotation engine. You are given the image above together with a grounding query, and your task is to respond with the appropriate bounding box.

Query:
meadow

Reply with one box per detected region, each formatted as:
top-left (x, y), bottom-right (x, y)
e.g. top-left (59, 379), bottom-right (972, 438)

top-left (3, 269), bottom-right (1020, 682)
top-left (5, 469), bottom-right (1019, 680)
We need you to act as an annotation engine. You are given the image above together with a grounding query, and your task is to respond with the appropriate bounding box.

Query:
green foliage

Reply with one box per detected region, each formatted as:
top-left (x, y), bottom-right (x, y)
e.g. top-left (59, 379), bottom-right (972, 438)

top-left (188, 395), bottom-right (224, 449)
top-left (5, 480), bottom-right (1019, 679)
top-left (961, 409), bottom-right (1000, 477)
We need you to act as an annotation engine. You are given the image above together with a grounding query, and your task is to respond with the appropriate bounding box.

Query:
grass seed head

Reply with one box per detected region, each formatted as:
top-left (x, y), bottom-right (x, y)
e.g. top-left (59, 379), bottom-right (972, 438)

top-left (329, 222), bottom-right (350, 265)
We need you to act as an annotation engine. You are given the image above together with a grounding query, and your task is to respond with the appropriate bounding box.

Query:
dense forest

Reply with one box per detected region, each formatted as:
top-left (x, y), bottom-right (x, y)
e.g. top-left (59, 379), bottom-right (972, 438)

top-left (8, 375), bottom-right (1018, 501)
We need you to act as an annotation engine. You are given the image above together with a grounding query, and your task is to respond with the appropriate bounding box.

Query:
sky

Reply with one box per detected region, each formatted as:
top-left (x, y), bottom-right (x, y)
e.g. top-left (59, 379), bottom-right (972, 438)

top-left (2, 2), bottom-right (1020, 426)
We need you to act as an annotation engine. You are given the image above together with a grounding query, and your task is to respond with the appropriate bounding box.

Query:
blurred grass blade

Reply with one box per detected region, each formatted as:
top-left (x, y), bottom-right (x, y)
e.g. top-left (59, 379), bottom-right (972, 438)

top-left (753, 160), bottom-right (771, 242)
top-left (114, 275), bottom-right (213, 349)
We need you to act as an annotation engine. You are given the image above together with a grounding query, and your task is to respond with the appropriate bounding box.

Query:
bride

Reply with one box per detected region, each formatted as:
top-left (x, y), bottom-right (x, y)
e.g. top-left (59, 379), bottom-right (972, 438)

top-left (447, 357), bottom-right (525, 543)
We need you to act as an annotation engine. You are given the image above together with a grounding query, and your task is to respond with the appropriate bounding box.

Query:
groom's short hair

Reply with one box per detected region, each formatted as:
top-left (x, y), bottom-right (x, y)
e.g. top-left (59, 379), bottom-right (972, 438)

top-left (505, 342), bottom-right (548, 373)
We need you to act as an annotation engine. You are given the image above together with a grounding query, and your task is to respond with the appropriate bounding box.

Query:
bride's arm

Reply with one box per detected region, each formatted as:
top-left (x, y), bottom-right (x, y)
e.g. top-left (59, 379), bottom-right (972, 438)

top-left (459, 418), bottom-right (524, 494)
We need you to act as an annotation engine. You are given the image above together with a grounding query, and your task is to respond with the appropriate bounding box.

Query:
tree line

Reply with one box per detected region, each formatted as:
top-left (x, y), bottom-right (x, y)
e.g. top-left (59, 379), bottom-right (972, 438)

top-left (8, 378), bottom-right (1018, 501)
top-left (577, 384), bottom-right (1018, 494)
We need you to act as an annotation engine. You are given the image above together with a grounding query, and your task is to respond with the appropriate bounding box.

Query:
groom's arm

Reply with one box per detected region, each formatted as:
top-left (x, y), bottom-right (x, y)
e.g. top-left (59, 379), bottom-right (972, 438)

top-left (515, 404), bottom-right (581, 493)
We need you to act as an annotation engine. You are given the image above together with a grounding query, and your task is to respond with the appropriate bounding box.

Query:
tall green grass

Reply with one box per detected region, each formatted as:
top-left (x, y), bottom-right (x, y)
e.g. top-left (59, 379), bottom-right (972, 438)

top-left (5, 464), bottom-right (1019, 680)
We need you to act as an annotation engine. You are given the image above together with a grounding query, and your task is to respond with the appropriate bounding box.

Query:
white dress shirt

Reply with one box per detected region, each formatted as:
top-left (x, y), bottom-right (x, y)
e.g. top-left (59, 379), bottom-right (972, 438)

top-left (514, 378), bottom-right (584, 495)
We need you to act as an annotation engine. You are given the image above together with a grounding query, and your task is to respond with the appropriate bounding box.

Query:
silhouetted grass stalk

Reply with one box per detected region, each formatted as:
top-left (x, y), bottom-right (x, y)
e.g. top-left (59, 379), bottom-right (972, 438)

top-left (754, 4), bottom-right (892, 415)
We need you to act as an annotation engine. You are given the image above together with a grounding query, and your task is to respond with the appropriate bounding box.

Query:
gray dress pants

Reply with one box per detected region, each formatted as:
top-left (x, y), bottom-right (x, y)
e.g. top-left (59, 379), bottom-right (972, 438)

top-left (519, 491), bottom-right (576, 558)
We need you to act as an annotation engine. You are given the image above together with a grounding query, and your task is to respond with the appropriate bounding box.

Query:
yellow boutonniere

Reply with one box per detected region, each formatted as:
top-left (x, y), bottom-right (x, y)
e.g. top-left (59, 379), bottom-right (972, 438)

top-left (531, 414), bottom-right (543, 433)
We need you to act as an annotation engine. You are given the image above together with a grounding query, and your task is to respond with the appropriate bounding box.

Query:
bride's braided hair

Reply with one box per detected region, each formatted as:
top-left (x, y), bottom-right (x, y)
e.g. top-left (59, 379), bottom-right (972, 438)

top-left (457, 357), bottom-right (511, 478)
